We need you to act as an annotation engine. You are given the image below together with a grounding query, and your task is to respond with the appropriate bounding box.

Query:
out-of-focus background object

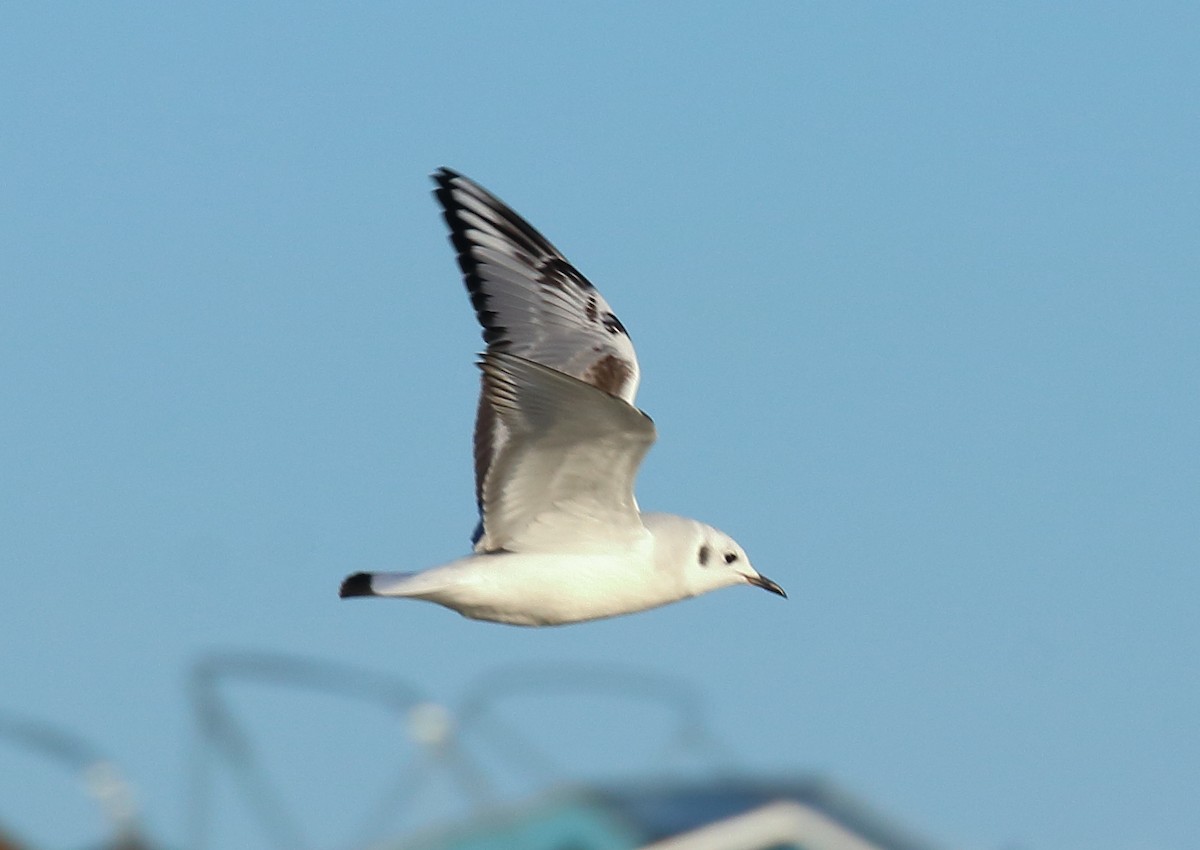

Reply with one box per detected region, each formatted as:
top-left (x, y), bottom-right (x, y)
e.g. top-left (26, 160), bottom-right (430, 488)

top-left (186, 653), bottom-right (941, 850)
top-left (0, 710), bottom-right (154, 850)
top-left (4, 655), bottom-right (942, 849)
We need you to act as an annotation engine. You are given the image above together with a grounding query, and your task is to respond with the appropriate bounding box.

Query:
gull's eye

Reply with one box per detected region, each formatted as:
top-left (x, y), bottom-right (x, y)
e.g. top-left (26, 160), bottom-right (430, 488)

top-left (698, 545), bottom-right (711, 566)
top-left (724, 552), bottom-right (738, 564)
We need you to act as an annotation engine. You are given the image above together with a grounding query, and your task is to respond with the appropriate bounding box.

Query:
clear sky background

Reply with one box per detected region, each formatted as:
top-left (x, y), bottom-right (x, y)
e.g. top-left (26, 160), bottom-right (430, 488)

top-left (2, 4), bottom-right (1197, 850)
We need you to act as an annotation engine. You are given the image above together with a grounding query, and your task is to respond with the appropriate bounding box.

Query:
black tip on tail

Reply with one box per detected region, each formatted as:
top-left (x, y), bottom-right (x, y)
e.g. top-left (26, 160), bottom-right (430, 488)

top-left (339, 572), bottom-right (375, 598)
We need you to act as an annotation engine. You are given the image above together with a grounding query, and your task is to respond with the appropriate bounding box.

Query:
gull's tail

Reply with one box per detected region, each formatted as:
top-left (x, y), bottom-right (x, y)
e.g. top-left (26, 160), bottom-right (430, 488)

top-left (338, 571), bottom-right (431, 599)
top-left (339, 572), bottom-right (377, 597)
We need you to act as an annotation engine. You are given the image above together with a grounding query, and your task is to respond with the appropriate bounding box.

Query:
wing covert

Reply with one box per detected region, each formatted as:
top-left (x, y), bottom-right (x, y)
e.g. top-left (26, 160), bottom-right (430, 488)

top-left (476, 352), bottom-right (655, 554)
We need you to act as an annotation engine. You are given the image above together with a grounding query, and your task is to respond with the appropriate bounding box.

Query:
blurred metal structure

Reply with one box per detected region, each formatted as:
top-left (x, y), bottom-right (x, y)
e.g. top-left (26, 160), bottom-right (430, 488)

top-left (188, 651), bottom-right (490, 850)
top-left (5, 654), bottom-right (947, 850)
top-left (0, 709), bottom-right (152, 850)
top-left (184, 654), bottom-right (944, 850)
top-left (185, 655), bottom-right (747, 849)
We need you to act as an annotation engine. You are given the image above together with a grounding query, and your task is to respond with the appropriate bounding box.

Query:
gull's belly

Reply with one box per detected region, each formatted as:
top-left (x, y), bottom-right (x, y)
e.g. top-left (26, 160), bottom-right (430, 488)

top-left (429, 551), bottom-right (688, 626)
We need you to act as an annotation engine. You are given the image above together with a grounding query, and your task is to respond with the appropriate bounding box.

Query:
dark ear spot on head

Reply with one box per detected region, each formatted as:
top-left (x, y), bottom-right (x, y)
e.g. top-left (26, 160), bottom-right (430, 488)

top-left (698, 545), bottom-right (711, 566)
top-left (724, 552), bottom-right (739, 564)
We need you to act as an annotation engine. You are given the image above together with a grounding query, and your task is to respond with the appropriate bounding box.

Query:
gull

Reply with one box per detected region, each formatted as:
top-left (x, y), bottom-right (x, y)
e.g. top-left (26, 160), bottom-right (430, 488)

top-left (339, 169), bottom-right (785, 625)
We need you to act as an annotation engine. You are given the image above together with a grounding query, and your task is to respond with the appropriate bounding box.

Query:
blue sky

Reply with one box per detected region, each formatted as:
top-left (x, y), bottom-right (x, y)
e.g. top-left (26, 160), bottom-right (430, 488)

top-left (2, 3), bottom-right (1197, 849)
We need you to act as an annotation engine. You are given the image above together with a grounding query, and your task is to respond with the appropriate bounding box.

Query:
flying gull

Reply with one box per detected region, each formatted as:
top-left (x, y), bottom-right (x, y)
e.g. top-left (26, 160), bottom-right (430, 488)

top-left (339, 169), bottom-right (785, 625)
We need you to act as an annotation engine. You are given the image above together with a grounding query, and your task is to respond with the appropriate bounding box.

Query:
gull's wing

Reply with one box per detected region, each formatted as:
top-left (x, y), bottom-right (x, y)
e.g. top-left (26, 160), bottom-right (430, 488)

top-left (432, 168), bottom-right (641, 399)
top-left (477, 351), bottom-right (655, 554)
top-left (431, 168), bottom-right (643, 549)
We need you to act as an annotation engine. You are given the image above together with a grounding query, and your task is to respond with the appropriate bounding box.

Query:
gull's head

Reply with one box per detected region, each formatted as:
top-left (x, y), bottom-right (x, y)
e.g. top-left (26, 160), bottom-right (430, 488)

top-left (664, 518), bottom-right (786, 599)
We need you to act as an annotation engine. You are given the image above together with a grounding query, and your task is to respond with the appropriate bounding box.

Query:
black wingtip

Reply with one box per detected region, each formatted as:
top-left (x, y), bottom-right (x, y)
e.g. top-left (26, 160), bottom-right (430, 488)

top-left (431, 166), bottom-right (458, 189)
top-left (339, 572), bottom-right (375, 598)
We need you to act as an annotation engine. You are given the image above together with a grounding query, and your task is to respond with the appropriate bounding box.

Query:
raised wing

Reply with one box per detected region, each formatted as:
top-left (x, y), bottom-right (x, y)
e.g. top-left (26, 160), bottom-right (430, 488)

top-left (431, 169), bottom-right (643, 548)
top-left (477, 351), bottom-right (655, 554)
top-left (432, 168), bottom-right (641, 399)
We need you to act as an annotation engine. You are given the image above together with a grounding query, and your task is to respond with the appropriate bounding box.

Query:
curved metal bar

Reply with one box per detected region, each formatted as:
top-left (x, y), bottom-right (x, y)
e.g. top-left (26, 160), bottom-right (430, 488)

top-left (186, 650), bottom-right (490, 850)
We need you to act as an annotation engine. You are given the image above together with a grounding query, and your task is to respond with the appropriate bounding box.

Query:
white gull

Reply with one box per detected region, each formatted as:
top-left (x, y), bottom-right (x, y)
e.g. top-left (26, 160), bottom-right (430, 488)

top-left (339, 169), bottom-right (785, 626)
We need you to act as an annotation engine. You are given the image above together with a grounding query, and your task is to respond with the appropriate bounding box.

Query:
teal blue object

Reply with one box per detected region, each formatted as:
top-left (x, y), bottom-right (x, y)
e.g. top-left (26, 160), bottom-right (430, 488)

top-left (408, 798), bottom-right (642, 850)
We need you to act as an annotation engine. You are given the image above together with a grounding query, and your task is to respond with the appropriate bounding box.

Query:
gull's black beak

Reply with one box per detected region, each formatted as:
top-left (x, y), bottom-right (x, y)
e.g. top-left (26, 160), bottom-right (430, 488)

top-left (747, 572), bottom-right (787, 598)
